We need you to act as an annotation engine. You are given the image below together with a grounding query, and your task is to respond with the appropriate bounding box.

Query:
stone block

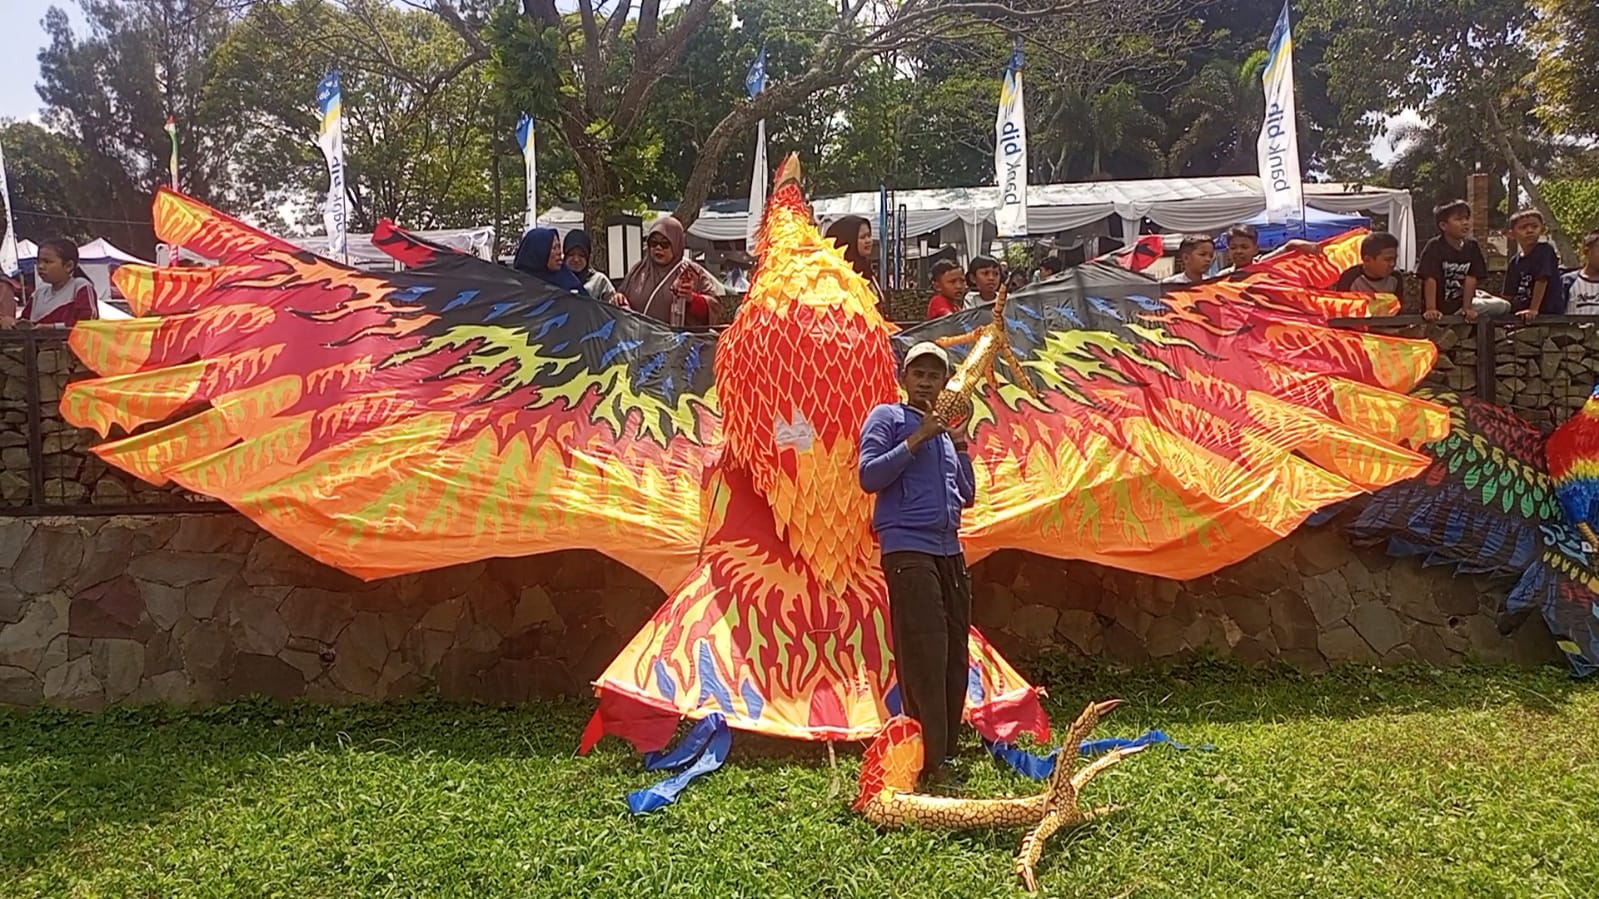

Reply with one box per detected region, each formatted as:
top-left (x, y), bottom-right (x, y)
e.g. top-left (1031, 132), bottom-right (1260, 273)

top-left (91, 638), bottom-right (144, 702)
top-left (511, 585), bottom-right (563, 632)
top-left (1279, 648), bottom-right (1329, 674)
top-left (1053, 610), bottom-right (1103, 656)
top-left (71, 530), bottom-right (136, 595)
top-left (0, 593), bottom-right (68, 671)
top-left (0, 582), bottom-right (24, 625)
top-left (0, 665), bottom-right (41, 705)
top-left (1409, 625), bottom-right (1461, 668)
top-left (137, 579), bottom-right (188, 631)
top-left (1269, 593), bottom-right (1320, 651)
top-left (279, 588), bottom-right (357, 645)
top-left (600, 588), bottom-right (653, 637)
top-left (1145, 616), bottom-right (1189, 658)
top-left (11, 526), bottom-right (85, 594)
top-left (185, 575), bottom-right (240, 620)
top-left (229, 597), bottom-right (290, 657)
top-left (328, 612), bottom-right (388, 694)
top-left (167, 515), bottom-right (258, 554)
top-left (1010, 604), bottom-right (1059, 643)
top-left (43, 655), bottom-right (101, 708)
top-left (127, 551), bottom-right (244, 588)
top-left (415, 596), bottom-right (465, 633)
top-left (1101, 623), bottom-right (1149, 664)
top-left (227, 653), bottom-right (306, 700)
top-left (70, 577), bottom-right (149, 640)
top-left (0, 520), bottom-right (32, 572)
top-left (178, 619), bottom-right (234, 681)
top-left (278, 648), bottom-right (329, 682)
top-left (244, 537), bottom-right (372, 591)
top-left (1221, 594), bottom-right (1273, 638)
top-left (133, 670), bottom-right (199, 705)
top-left (1390, 563), bottom-right (1446, 625)
top-left (1350, 603), bottom-right (1405, 656)
top-left (400, 628), bottom-right (455, 673)
top-left (1434, 580), bottom-right (1482, 617)
top-left (1303, 570), bottom-right (1352, 627)
top-left (1319, 625), bottom-right (1378, 664)
top-left (1292, 526), bottom-right (1353, 577)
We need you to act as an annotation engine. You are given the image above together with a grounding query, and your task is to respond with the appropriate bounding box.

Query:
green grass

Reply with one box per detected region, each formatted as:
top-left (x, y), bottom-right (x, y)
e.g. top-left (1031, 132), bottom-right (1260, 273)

top-left (3, 661), bottom-right (1597, 898)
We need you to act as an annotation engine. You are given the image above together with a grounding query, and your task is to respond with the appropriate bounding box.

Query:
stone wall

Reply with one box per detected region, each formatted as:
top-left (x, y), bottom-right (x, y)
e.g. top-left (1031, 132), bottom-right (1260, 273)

top-left (1, 334), bottom-right (213, 509)
top-left (0, 512), bottom-right (1559, 710)
top-left (1414, 320), bottom-right (1599, 432)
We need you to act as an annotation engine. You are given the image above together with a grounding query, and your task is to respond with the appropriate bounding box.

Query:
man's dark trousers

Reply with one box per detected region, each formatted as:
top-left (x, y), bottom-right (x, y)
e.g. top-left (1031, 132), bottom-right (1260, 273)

top-left (883, 550), bottom-right (972, 771)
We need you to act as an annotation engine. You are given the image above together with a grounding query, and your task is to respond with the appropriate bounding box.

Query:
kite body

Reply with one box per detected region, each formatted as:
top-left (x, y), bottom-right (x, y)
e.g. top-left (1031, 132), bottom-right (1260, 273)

top-left (62, 165), bottom-right (1450, 752)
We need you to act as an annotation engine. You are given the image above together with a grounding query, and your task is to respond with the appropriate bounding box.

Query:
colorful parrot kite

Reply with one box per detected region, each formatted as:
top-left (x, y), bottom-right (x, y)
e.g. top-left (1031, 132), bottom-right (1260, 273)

top-left (61, 158), bottom-right (1447, 783)
top-left (1344, 385), bottom-right (1599, 677)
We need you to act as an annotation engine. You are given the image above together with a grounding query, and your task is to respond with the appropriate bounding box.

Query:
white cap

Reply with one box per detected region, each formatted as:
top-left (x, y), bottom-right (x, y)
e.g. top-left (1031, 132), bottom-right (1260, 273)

top-left (902, 341), bottom-right (951, 373)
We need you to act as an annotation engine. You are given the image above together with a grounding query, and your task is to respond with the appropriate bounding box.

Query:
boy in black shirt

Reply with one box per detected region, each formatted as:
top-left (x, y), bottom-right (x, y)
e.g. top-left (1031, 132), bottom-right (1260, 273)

top-left (1417, 199), bottom-right (1488, 322)
top-left (1333, 232), bottom-right (1404, 302)
top-left (1503, 209), bottom-right (1563, 319)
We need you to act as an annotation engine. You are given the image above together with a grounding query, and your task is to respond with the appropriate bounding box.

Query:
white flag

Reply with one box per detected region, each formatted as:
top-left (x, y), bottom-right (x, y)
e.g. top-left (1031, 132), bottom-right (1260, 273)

top-left (516, 114), bottom-right (537, 231)
top-left (1257, 1), bottom-right (1304, 225)
top-left (745, 47), bottom-right (769, 252)
top-left (316, 70), bottom-right (348, 262)
top-left (994, 41), bottom-right (1028, 239)
top-left (0, 139), bottom-right (17, 277)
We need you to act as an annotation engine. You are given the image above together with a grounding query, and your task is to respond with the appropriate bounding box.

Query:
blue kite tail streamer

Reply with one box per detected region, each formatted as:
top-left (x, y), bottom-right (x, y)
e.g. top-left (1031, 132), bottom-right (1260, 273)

top-left (626, 713), bottom-right (731, 814)
top-left (642, 713), bottom-right (723, 772)
top-left (984, 729), bottom-right (1217, 781)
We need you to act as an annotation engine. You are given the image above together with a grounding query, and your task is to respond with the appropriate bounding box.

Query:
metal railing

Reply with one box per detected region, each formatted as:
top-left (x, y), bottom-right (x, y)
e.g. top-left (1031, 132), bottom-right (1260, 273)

top-left (0, 328), bottom-right (227, 516)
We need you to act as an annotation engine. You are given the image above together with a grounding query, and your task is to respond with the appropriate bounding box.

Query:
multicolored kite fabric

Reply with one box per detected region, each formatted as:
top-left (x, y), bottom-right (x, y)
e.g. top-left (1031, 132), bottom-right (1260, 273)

top-left (62, 164), bottom-right (1446, 756)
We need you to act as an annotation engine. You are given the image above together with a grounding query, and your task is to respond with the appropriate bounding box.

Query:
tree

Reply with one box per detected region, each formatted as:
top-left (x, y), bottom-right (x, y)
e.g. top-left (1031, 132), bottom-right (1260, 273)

top-left (1164, 54), bottom-right (1266, 177)
top-left (1037, 82), bottom-right (1164, 181)
top-left (1303, 0), bottom-right (1575, 260)
top-left (34, 0), bottom-right (241, 254)
top-left (452, 0), bottom-right (1197, 248)
top-left (208, 0), bottom-right (503, 234)
top-left (0, 121), bottom-right (103, 247)
top-left (1534, 0), bottom-right (1599, 139)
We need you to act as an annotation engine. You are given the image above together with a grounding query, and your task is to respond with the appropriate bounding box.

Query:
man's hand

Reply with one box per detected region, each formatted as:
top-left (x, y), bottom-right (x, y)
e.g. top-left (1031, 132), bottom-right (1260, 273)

top-left (907, 410), bottom-right (947, 452)
top-left (1423, 307), bottom-right (1442, 322)
top-left (1517, 307), bottom-right (1540, 322)
top-left (1463, 303), bottom-right (1479, 323)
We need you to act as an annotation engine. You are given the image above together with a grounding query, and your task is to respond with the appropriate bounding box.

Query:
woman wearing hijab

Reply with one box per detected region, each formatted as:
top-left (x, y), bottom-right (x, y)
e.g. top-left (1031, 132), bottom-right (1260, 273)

top-left (824, 215), bottom-right (886, 313)
top-left (617, 217), bottom-right (721, 326)
top-left (563, 229), bottom-right (622, 305)
top-left (513, 227), bottom-right (591, 298)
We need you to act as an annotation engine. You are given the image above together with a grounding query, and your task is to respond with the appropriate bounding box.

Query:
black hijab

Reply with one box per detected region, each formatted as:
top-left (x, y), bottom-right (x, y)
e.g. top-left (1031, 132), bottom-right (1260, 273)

top-left (514, 228), bottom-right (589, 295)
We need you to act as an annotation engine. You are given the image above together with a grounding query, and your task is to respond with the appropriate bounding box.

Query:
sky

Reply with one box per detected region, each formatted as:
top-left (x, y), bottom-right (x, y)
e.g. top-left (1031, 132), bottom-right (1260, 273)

top-left (1, 0), bottom-right (75, 124)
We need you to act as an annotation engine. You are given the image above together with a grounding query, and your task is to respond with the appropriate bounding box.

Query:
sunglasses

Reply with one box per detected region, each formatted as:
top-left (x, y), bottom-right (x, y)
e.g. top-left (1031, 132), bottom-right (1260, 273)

top-left (646, 237), bottom-right (672, 249)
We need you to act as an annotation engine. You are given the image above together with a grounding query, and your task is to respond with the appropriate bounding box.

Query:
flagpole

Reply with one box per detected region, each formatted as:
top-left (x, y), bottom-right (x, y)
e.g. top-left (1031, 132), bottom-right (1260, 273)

top-left (164, 115), bottom-right (182, 266)
top-left (0, 138), bottom-right (18, 279)
top-left (316, 70), bottom-right (349, 265)
top-left (994, 37), bottom-right (1029, 250)
top-left (744, 46), bottom-right (768, 254)
top-left (516, 115), bottom-right (537, 232)
top-left (1256, 0), bottom-right (1304, 231)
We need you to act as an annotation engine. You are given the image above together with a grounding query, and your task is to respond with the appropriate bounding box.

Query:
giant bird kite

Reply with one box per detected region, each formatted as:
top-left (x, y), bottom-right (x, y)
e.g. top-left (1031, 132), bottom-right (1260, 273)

top-left (66, 155), bottom-right (1535, 771)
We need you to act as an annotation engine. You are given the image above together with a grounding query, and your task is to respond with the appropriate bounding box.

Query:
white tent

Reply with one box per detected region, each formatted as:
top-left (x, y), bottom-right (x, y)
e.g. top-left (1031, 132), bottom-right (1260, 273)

top-left (681, 177), bottom-right (1419, 270)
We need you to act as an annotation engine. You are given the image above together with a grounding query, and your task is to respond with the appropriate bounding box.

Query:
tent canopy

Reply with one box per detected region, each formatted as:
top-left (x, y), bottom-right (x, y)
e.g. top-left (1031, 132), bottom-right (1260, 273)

top-left (679, 176), bottom-right (1417, 269)
top-left (289, 226), bottom-right (495, 266)
top-left (1218, 207), bottom-right (1372, 252)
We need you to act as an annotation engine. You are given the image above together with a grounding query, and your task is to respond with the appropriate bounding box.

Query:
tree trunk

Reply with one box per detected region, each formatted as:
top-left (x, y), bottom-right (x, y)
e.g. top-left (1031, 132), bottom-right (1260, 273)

top-left (490, 150), bottom-right (503, 257)
top-left (571, 143), bottom-right (625, 275)
top-left (1484, 100), bottom-right (1576, 264)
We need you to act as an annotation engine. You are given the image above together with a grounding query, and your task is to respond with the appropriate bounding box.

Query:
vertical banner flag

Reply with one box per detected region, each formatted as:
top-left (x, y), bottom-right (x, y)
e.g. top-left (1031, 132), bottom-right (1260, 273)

top-left (0, 138), bottom-right (17, 277)
top-left (995, 39), bottom-right (1028, 238)
top-left (516, 114), bottom-right (537, 231)
top-left (1257, 0), bottom-right (1303, 225)
top-left (316, 70), bottom-right (348, 262)
top-left (164, 116), bottom-right (180, 191)
top-left (744, 47), bottom-right (768, 252)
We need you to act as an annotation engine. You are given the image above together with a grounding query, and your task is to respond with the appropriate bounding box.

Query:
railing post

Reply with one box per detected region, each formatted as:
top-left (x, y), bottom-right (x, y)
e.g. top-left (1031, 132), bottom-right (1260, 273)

top-left (22, 330), bottom-right (46, 509)
top-left (1474, 317), bottom-right (1496, 404)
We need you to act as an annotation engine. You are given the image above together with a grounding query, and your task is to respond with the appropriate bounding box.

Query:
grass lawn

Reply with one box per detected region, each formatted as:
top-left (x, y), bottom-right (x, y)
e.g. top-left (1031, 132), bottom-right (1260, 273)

top-left (3, 660), bottom-right (1596, 898)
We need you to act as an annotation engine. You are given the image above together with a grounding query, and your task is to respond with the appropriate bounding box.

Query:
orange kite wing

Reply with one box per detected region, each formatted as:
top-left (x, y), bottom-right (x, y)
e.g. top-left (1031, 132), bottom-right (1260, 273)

top-left (61, 189), bottom-right (721, 588)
